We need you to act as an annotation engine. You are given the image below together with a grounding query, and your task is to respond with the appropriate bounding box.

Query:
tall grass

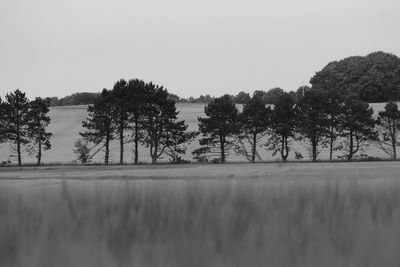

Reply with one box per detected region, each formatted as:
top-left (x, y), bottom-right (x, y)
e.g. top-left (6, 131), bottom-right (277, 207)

top-left (1, 179), bottom-right (400, 267)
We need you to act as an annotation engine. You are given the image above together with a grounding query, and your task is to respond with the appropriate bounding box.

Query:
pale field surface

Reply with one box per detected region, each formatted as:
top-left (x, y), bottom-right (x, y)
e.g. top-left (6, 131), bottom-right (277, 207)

top-left (1, 162), bottom-right (400, 266)
top-left (0, 103), bottom-right (394, 164)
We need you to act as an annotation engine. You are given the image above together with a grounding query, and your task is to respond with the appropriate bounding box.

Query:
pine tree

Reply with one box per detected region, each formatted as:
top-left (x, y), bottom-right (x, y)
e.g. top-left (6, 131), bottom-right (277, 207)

top-left (194, 95), bottom-right (239, 163)
top-left (142, 83), bottom-right (197, 164)
top-left (3, 89), bottom-right (30, 166)
top-left (127, 79), bottom-right (147, 164)
top-left (238, 95), bottom-right (271, 162)
top-left (80, 89), bottom-right (115, 165)
top-left (266, 93), bottom-right (297, 162)
top-left (337, 97), bottom-right (377, 160)
top-left (27, 97), bottom-right (53, 165)
top-left (0, 97), bottom-right (7, 144)
top-left (376, 102), bottom-right (400, 159)
top-left (295, 90), bottom-right (330, 161)
top-left (110, 79), bottom-right (130, 164)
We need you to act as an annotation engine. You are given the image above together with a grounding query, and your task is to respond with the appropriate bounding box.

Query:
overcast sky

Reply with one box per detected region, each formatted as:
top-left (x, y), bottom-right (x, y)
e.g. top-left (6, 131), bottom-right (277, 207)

top-left (0, 0), bottom-right (399, 99)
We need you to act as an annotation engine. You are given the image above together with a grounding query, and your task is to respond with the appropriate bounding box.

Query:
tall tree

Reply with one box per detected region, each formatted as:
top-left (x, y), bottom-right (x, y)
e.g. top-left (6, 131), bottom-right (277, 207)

top-left (80, 89), bottom-right (115, 165)
top-left (238, 95), bottom-right (271, 162)
top-left (295, 90), bottom-right (329, 161)
top-left (323, 91), bottom-right (344, 161)
top-left (127, 79), bottom-right (147, 164)
top-left (110, 79), bottom-right (130, 164)
top-left (27, 97), bottom-right (53, 165)
top-left (3, 89), bottom-right (30, 166)
top-left (337, 98), bottom-right (377, 160)
top-left (142, 83), bottom-right (197, 164)
top-left (376, 102), bottom-right (400, 159)
top-left (0, 97), bottom-right (7, 144)
top-left (194, 95), bottom-right (239, 163)
top-left (266, 93), bottom-right (296, 162)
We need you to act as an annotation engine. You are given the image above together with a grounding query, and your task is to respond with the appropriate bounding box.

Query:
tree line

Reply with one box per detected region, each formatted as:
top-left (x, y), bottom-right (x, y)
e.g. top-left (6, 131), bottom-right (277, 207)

top-left (193, 90), bottom-right (399, 163)
top-left (0, 90), bottom-right (52, 166)
top-left (1, 51), bottom-right (400, 166)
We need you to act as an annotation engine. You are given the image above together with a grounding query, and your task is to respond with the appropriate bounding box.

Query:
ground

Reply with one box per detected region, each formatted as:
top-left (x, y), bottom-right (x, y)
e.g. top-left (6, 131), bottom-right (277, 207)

top-left (0, 161), bottom-right (399, 182)
top-left (1, 162), bottom-right (400, 267)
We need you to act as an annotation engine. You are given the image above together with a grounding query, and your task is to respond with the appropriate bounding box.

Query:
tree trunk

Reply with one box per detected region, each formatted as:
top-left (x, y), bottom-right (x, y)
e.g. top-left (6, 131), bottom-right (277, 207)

top-left (134, 119), bottom-right (139, 164)
top-left (348, 131), bottom-right (353, 161)
top-left (312, 136), bottom-right (317, 162)
top-left (105, 136), bottom-right (110, 165)
top-left (37, 140), bottom-right (42, 166)
top-left (281, 134), bottom-right (288, 162)
top-left (220, 134), bottom-right (225, 163)
top-left (392, 127), bottom-right (397, 159)
top-left (17, 123), bottom-right (22, 167)
top-left (252, 133), bottom-right (257, 163)
top-left (119, 121), bottom-right (124, 164)
top-left (329, 125), bottom-right (334, 161)
top-left (152, 141), bottom-right (158, 164)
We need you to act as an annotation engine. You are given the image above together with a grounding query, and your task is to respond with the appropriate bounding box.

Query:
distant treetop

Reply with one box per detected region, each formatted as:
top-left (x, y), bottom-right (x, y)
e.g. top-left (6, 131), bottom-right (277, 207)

top-left (310, 51), bottom-right (400, 103)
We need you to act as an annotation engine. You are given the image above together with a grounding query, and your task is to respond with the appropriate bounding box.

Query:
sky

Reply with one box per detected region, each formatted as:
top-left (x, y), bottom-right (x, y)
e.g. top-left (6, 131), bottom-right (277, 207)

top-left (0, 0), bottom-right (399, 99)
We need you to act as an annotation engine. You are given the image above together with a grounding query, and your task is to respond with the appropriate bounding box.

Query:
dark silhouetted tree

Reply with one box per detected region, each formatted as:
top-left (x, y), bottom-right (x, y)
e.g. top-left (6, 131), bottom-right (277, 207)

top-left (266, 93), bottom-right (297, 162)
top-left (0, 97), bottom-right (7, 144)
top-left (238, 96), bottom-right (271, 162)
top-left (376, 102), bottom-right (400, 159)
top-left (80, 89), bottom-right (115, 165)
top-left (27, 97), bottom-right (52, 165)
top-left (337, 98), bottom-right (377, 160)
top-left (295, 90), bottom-right (329, 161)
top-left (127, 78), bottom-right (147, 164)
top-left (110, 79), bottom-right (130, 164)
top-left (142, 83), bottom-right (197, 164)
top-left (194, 95), bottom-right (239, 163)
top-left (3, 89), bottom-right (30, 166)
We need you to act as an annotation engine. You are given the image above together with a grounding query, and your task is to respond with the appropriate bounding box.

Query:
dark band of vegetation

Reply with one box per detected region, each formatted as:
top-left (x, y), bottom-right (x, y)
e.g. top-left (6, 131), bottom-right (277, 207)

top-left (1, 51), bottom-right (400, 166)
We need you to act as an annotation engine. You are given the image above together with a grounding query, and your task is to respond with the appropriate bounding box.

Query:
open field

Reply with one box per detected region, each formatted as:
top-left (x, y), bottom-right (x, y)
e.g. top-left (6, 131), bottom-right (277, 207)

top-left (0, 103), bottom-right (394, 164)
top-left (1, 162), bottom-right (400, 266)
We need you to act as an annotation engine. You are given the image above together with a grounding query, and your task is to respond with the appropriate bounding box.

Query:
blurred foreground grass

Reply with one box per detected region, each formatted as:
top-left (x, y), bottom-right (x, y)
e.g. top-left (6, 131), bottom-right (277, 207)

top-left (1, 179), bottom-right (400, 267)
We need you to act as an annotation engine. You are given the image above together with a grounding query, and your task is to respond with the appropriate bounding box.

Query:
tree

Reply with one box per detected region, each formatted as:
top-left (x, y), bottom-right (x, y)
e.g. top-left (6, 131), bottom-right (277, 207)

top-left (238, 96), bottom-right (271, 162)
top-left (294, 85), bottom-right (311, 103)
top-left (3, 89), bottom-right (30, 166)
top-left (235, 91), bottom-right (251, 104)
top-left (266, 93), bottom-right (297, 162)
top-left (73, 138), bottom-right (91, 164)
top-left (376, 102), bottom-right (400, 159)
top-left (337, 98), bottom-right (377, 160)
top-left (27, 97), bottom-right (52, 165)
top-left (322, 90), bottom-right (344, 161)
top-left (295, 90), bottom-right (329, 161)
top-left (142, 83), bottom-right (197, 164)
top-left (194, 95), bottom-right (239, 163)
top-left (311, 51), bottom-right (400, 102)
top-left (264, 88), bottom-right (285, 105)
top-left (127, 78), bottom-right (147, 164)
top-left (110, 79), bottom-right (130, 164)
top-left (80, 89), bottom-right (115, 165)
top-left (0, 97), bottom-right (7, 144)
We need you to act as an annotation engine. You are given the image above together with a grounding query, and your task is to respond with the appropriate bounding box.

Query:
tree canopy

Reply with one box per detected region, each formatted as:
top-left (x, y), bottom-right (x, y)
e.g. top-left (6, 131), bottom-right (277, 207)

top-left (310, 51), bottom-right (400, 103)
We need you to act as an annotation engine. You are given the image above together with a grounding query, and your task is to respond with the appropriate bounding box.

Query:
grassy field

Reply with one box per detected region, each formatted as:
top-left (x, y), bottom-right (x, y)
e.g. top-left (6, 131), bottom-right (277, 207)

top-left (0, 103), bottom-right (392, 164)
top-left (1, 162), bottom-right (400, 267)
